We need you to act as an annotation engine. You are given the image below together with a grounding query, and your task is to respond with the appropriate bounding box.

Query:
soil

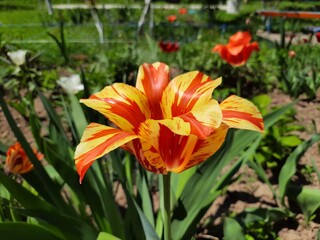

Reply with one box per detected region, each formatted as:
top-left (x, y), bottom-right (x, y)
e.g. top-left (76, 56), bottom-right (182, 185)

top-left (1, 89), bottom-right (320, 239)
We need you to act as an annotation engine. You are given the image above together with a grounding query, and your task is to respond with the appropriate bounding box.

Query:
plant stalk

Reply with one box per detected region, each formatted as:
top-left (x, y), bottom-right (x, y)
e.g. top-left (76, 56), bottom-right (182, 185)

top-left (162, 173), bottom-right (171, 240)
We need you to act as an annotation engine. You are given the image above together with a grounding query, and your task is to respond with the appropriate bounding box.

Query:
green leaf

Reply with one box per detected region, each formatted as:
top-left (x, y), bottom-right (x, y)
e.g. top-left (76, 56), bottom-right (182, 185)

top-left (68, 94), bottom-right (88, 139)
top-left (223, 217), bottom-right (245, 240)
top-left (0, 171), bottom-right (97, 240)
top-left (237, 207), bottom-right (289, 224)
top-left (287, 185), bottom-right (320, 220)
top-left (279, 135), bottom-right (302, 147)
top-left (82, 160), bottom-right (124, 238)
top-left (136, 168), bottom-right (155, 227)
top-left (278, 134), bottom-right (320, 204)
top-left (97, 232), bottom-right (121, 240)
top-left (0, 222), bottom-right (62, 240)
top-left (0, 141), bottom-right (8, 155)
top-left (0, 184), bottom-right (10, 200)
top-left (132, 198), bottom-right (160, 240)
top-left (36, 89), bottom-right (70, 144)
top-left (111, 150), bottom-right (159, 240)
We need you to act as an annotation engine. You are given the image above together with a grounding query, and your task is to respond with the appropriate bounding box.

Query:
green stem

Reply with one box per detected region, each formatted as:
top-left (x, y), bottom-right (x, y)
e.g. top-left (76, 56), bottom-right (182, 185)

top-left (236, 77), bottom-right (241, 97)
top-left (162, 173), bottom-right (171, 240)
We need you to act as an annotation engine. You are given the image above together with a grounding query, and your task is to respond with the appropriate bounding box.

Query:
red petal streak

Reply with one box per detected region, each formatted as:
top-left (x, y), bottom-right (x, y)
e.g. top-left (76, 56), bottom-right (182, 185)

top-left (180, 113), bottom-right (214, 139)
top-left (185, 123), bottom-right (229, 170)
top-left (137, 63), bottom-right (169, 119)
top-left (223, 110), bottom-right (264, 132)
top-left (90, 94), bottom-right (146, 133)
top-left (157, 124), bottom-right (197, 172)
top-left (75, 126), bottom-right (137, 183)
top-left (170, 72), bottom-right (212, 116)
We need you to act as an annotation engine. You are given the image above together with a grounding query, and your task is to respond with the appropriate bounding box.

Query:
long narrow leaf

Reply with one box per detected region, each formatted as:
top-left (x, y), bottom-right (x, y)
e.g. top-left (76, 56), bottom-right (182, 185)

top-left (137, 168), bottom-right (155, 227)
top-left (278, 134), bottom-right (320, 204)
top-left (0, 222), bottom-right (62, 240)
top-left (0, 171), bottom-right (98, 240)
top-left (36, 89), bottom-right (70, 145)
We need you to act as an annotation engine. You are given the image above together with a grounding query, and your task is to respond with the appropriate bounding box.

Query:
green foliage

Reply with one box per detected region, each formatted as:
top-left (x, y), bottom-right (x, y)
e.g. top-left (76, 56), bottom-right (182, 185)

top-left (252, 95), bottom-right (303, 169)
top-left (224, 208), bottom-right (288, 240)
top-left (282, 45), bottom-right (320, 99)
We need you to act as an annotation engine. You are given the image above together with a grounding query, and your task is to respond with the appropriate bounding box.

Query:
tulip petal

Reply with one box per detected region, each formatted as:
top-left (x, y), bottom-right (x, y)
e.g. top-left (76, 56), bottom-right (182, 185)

top-left (136, 62), bottom-right (170, 119)
top-left (159, 99), bottom-right (222, 138)
top-left (185, 123), bottom-right (229, 170)
top-left (212, 44), bottom-right (225, 53)
top-left (220, 95), bottom-right (264, 133)
top-left (226, 43), bottom-right (245, 56)
top-left (75, 123), bottom-right (138, 183)
top-left (138, 120), bottom-right (199, 173)
top-left (229, 31), bottom-right (252, 45)
top-left (161, 72), bottom-right (222, 137)
top-left (80, 83), bottom-right (150, 133)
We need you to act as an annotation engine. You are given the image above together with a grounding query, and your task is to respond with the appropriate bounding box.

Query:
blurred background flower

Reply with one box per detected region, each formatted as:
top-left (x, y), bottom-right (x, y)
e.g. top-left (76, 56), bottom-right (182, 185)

top-left (167, 15), bottom-right (177, 23)
top-left (212, 31), bottom-right (259, 67)
top-left (57, 74), bottom-right (84, 94)
top-left (159, 41), bottom-right (180, 53)
top-left (5, 142), bottom-right (43, 174)
top-left (7, 50), bottom-right (28, 66)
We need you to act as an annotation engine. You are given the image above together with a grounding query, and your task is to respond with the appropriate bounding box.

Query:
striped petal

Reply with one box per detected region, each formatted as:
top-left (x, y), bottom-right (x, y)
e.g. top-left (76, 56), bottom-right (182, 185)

top-left (220, 95), bottom-right (264, 133)
top-left (136, 62), bottom-right (170, 119)
top-left (138, 120), bottom-right (199, 173)
top-left (161, 72), bottom-right (222, 138)
top-left (74, 123), bottom-right (138, 183)
top-left (80, 83), bottom-right (150, 134)
top-left (185, 123), bottom-right (229, 170)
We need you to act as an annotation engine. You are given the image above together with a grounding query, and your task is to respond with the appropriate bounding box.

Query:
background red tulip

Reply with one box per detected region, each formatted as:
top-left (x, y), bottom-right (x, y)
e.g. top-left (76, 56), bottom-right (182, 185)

top-left (212, 31), bottom-right (259, 66)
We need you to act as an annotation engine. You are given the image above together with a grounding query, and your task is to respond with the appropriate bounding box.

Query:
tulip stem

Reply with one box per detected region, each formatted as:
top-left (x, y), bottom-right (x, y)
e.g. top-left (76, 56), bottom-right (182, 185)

top-left (236, 77), bottom-right (241, 97)
top-left (162, 173), bottom-right (171, 240)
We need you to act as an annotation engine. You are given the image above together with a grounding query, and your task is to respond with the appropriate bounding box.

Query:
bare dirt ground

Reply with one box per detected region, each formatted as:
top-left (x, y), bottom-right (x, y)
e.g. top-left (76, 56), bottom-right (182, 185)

top-left (1, 89), bottom-right (320, 239)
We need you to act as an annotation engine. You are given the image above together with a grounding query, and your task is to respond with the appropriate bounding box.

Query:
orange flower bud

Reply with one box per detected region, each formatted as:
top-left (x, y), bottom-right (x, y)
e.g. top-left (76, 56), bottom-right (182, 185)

top-left (288, 50), bottom-right (296, 58)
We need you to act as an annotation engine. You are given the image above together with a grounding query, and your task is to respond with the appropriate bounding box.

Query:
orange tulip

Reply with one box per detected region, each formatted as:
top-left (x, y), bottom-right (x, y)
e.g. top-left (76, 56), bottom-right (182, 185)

top-left (75, 62), bottom-right (264, 183)
top-left (5, 142), bottom-right (43, 174)
top-left (212, 31), bottom-right (259, 67)
top-left (178, 7), bottom-right (188, 15)
top-left (167, 15), bottom-right (177, 23)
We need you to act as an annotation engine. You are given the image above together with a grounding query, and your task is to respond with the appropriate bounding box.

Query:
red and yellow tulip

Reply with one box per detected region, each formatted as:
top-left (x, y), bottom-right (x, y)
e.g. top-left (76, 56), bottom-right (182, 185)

top-left (75, 62), bottom-right (264, 183)
top-left (5, 142), bottom-right (43, 174)
top-left (212, 31), bottom-right (259, 67)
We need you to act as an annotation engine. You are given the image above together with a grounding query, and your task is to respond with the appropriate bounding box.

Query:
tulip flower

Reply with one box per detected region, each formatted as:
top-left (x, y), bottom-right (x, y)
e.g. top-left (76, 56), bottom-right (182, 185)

top-left (159, 41), bottom-right (180, 53)
top-left (7, 50), bottom-right (27, 66)
top-left (74, 62), bottom-right (264, 183)
top-left (57, 74), bottom-right (84, 94)
top-left (316, 32), bottom-right (320, 42)
top-left (178, 7), bottom-right (188, 15)
top-left (212, 31), bottom-right (259, 67)
top-left (167, 15), bottom-right (177, 23)
top-left (5, 142), bottom-right (43, 174)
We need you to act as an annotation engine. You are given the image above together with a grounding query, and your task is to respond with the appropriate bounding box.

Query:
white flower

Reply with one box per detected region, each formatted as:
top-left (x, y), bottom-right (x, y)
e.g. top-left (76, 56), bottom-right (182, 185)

top-left (7, 50), bottom-right (28, 66)
top-left (57, 74), bottom-right (84, 94)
